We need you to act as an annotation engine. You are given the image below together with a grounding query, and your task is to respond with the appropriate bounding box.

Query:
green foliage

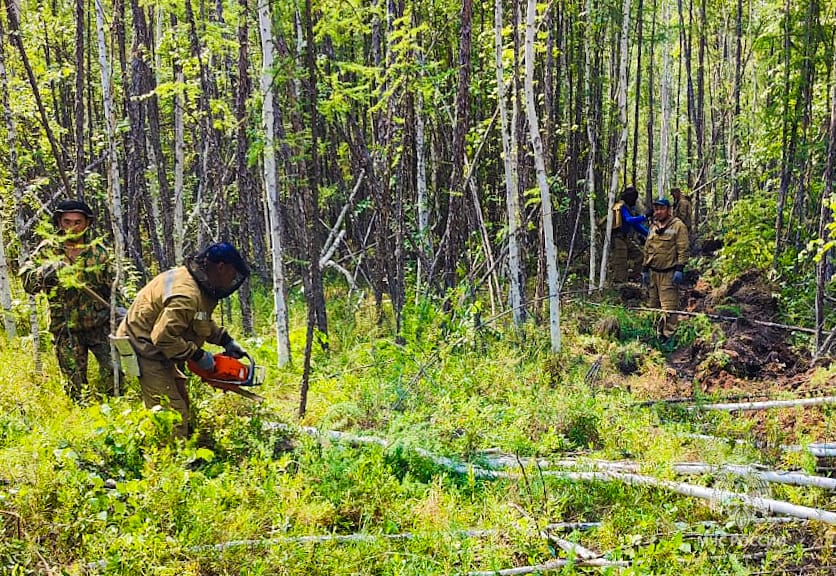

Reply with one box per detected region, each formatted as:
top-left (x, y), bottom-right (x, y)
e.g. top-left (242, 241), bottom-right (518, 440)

top-left (710, 193), bottom-right (776, 279)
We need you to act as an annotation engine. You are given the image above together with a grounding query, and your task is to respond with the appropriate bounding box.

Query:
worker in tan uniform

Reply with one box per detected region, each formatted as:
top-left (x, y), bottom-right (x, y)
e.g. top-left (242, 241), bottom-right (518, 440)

top-left (671, 187), bottom-right (692, 234)
top-left (642, 198), bottom-right (689, 340)
top-left (609, 186), bottom-right (649, 284)
top-left (116, 242), bottom-right (250, 439)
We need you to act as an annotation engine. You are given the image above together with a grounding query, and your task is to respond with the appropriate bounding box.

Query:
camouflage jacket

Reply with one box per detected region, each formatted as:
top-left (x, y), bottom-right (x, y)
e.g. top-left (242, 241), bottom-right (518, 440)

top-left (20, 237), bottom-right (113, 333)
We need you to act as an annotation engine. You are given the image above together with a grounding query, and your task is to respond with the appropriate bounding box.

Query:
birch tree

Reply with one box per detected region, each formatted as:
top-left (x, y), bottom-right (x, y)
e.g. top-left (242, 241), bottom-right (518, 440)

top-left (496, 0), bottom-right (525, 325)
top-left (525, 0), bottom-right (560, 352)
top-left (257, 0), bottom-right (291, 367)
top-left (95, 0), bottom-right (127, 392)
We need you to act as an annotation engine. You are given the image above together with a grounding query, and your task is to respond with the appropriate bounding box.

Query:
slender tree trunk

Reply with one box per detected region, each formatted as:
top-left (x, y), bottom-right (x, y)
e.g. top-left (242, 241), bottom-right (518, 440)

top-left (525, 0), bottom-right (560, 352)
top-left (645, 0), bottom-right (657, 198)
top-left (496, 0), bottom-right (525, 325)
top-left (585, 0), bottom-right (600, 292)
top-left (631, 0), bottom-right (643, 186)
top-left (95, 0), bottom-right (126, 394)
top-left (658, 0), bottom-right (672, 197)
top-left (74, 0), bottom-right (85, 200)
top-left (301, 0), bottom-right (328, 340)
top-left (775, 0), bottom-right (793, 267)
top-left (257, 0), bottom-right (291, 367)
top-left (4, 0), bottom-right (73, 196)
top-left (599, 0), bottom-right (631, 289)
top-left (816, 16), bottom-right (836, 355)
top-left (442, 0), bottom-right (473, 292)
top-left (234, 0), bottom-right (254, 335)
top-left (730, 0), bottom-right (743, 202)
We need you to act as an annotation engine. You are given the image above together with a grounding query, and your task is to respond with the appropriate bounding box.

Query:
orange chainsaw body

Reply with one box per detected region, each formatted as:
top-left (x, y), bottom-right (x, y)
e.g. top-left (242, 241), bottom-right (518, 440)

top-left (187, 353), bottom-right (265, 401)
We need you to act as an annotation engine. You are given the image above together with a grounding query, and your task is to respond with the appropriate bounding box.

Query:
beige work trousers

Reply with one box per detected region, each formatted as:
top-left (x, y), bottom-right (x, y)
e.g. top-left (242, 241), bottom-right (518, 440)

top-left (648, 270), bottom-right (680, 338)
top-left (137, 354), bottom-right (190, 439)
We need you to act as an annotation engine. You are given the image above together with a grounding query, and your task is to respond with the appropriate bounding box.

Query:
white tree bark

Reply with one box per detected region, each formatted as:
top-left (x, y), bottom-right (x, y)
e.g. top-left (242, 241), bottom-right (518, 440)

top-left (415, 86), bottom-right (429, 300)
top-left (598, 0), bottom-right (631, 289)
top-left (0, 20), bottom-right (41, 364)
top-left (524, 0), bottom-right (560, 352)
top-left (258, 0), bottom-right (291, 367)
top-left (173, 69), bottom-right (185, 263)
top-left (95, 0), bottom-right (127, 393)
top-left (584, 0), bottom-right (598, 293)
top-left (496, 0), bottom-right (525, 326)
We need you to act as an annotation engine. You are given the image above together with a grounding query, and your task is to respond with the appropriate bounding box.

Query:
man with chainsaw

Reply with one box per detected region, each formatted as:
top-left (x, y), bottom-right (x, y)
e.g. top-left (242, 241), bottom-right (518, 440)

top-left (609, 185), bottom-right (649, 285)
top-left (116, 242), bottom-right (250, 439)
top-left (642, 197), bottom-right (690, 340)
top-left (21, 200), bottom-right (118, 401)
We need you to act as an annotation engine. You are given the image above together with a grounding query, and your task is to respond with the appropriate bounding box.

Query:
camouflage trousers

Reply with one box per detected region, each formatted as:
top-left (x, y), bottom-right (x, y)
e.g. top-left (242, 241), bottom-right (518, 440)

top-left (609, 235), bottom-right (644, 284)
top-left (53, 324), bottom-right (115, 401)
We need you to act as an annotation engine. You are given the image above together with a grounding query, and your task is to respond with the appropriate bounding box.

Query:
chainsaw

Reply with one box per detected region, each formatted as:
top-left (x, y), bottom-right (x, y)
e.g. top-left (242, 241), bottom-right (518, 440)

top-left (187, 352), bottom-right (266, 402)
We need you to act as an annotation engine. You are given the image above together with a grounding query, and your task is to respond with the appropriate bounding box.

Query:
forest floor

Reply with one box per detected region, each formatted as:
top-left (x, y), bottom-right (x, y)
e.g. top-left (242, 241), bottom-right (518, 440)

top-left (624, 269), bottom-right (836, 446)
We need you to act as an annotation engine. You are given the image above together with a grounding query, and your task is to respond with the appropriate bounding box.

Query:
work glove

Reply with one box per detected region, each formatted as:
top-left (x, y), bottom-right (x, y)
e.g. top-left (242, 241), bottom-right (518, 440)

top-left (38, 260), bottom-right (66, 282)
top-left (193, 350), bottom-right (215, 372)
top-left (641, 271), bottom-right (649, 287)
top-left (224, 339), bottom-right (247, 359)
top-left (672, 271), bottom-right (683, 285)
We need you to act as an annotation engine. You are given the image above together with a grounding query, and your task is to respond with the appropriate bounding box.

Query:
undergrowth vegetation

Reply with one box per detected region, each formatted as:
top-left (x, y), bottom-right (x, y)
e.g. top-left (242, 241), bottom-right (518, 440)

top-left (0, 283), bottom-right (833, 574)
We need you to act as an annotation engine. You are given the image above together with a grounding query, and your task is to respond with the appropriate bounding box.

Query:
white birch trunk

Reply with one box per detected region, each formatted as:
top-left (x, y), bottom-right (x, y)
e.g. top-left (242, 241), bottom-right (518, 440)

top-left (257, 0), bottom-right (291, 367)
top-left (0, 23), bottom-right (38, 359)
top-left (173, 69), bottom-right (185, 263)
top-left (584, 0), bottom-right (598, 293)
top-left (0, 227), bottom-right (14, 339)
top-left (524, 0), bottom-right (560, 352)
top-left (415, 87), bottom-right (429, 301)
top-left (95, 0), bottom-right (127, 393)
top-left (0, 31), bottom-right (15, 338)
top-left (657, 0), bottom-right (671, 198)
top-left (496, 0), bottom-right (524, 326)
top-left (598, 0), bottom-right (631, 289)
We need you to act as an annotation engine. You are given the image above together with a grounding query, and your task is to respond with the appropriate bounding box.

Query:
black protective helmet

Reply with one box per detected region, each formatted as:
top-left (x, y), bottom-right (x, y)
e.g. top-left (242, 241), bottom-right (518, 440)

top-left (52, 199), bottom-right (95, 226)
top-left (187, 242), bottom-right (251, 299)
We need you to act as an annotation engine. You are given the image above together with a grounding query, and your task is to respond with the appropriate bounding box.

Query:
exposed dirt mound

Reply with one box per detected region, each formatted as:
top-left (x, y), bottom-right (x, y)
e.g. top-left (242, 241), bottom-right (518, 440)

top-left (669, 271), bottom-right (808, 396)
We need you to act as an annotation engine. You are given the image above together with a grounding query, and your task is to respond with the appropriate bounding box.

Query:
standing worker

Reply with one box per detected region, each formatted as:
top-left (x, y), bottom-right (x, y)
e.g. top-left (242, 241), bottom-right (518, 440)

top-left (671, 187), bottom-right (693, 234)
top-left (115, 242), bottom-right (250, 440)
top-left (642, 197), bottom-right (690, 341)
top-left (609, 186), bottom-right (649, 284)
top-left (20, 200), bottom-right (118, 400)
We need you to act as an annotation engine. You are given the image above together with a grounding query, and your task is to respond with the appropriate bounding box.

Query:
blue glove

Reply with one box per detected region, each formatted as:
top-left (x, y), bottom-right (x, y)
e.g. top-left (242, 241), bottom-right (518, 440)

top-left (641, 271), bottom-right (649, 286)
top-left (673, 271), bottom-right (683, 285)
top-left (115, 306), bottom-right (127, 320)
top-left (194, 350), bottom-right (215, 372)
top-left (224, 339), bottom-right (247, 359)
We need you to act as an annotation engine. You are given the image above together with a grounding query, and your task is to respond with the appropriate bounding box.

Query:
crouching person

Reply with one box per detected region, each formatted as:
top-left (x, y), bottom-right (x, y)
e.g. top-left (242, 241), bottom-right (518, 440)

top-left (115, 242), bottom-right (250, 439)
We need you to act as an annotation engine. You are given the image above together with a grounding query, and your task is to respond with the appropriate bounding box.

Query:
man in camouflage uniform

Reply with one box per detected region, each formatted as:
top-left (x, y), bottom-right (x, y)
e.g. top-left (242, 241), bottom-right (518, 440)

top-left (642, 197), bottom-right (690, 339)
top-left (116, 242), bottom-right (250, 439)
top-left (609, 186), bottom-right (649, 284)
top-left (21, 200), bottom-right (117, 400)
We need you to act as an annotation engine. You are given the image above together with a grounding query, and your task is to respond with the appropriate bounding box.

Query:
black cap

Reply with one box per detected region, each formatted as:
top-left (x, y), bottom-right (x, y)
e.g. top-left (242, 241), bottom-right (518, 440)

top-left (199, 242), bottom-right (250, 277)
top-left (53, 199), bottom-right (94, 222)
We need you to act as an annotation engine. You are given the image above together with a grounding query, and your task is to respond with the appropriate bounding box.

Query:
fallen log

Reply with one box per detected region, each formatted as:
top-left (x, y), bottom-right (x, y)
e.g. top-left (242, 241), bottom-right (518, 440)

top-left (296, 427), bottom-right (836, 525)
top-left (480, 453), bottom-right (836, 491)
top-left (690, 396), bottom-right (836, 412)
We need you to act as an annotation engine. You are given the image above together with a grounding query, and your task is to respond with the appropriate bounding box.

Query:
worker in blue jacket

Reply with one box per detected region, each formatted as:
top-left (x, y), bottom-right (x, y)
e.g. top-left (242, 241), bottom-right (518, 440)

top-left (609, 186), bottom-right (648, 284)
